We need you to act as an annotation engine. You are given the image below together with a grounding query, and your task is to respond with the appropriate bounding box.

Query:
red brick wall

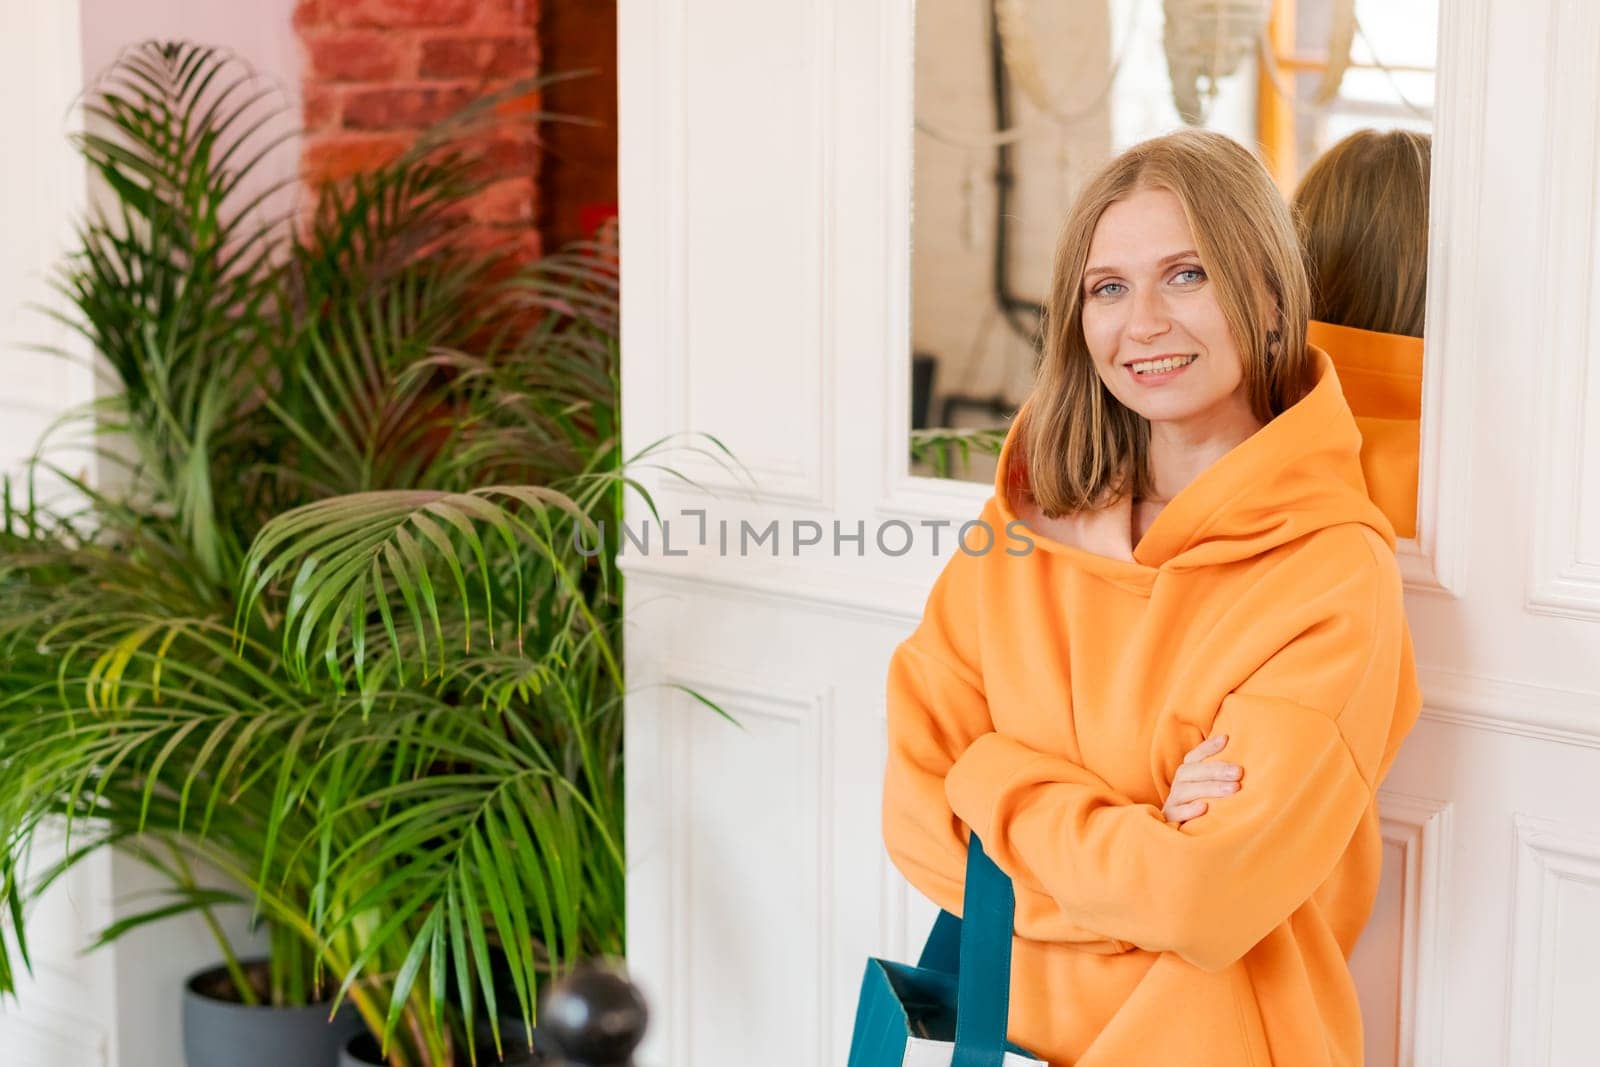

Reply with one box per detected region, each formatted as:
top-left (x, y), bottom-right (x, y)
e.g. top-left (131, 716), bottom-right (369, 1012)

top-left (294, 0), bottom-right (543, 259)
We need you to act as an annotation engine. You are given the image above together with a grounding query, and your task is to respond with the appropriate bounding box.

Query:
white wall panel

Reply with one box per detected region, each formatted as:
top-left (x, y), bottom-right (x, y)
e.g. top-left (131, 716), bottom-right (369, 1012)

top-left (0, 831), bottom-right (115, 1067)
top-left (623, 570), bottom-right (929, 1066)
top-left (2, 1009), bottom-right (111, 1067)
top-left (1508, 816), bottom-right (1600, 1066)
top-left (1350, 793), bottom-right (1453, 1067)
top-left (0, 0), bottom-right (91, 475)
top-left (662, 668), bottom-right (832, 1066)
top-left (1528, 0), bottom-right (1600, 622)
top-left (669, 0), bottom-right (834, 506)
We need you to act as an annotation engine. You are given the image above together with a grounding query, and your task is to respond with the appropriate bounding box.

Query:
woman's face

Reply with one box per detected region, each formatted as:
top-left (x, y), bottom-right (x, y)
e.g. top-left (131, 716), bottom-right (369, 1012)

top-left (1079, 187), bottom-right (1259, 435)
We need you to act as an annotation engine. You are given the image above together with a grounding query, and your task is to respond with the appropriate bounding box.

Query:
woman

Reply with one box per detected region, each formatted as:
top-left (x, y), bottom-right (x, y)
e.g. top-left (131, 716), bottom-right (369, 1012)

top-left (882, 129), bottom-right (1421, 1066)
top-left (1294, 128), bottom-right (1431, 538)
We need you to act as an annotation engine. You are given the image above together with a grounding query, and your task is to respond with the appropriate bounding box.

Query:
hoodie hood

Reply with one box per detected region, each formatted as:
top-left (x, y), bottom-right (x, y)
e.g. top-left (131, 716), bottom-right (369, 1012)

top-left (994, 345), bottom-right (1394, 576)
top-left (1306, 320), bottom-right (1422, 421)
top-left (1308, 319), bottom-right (1422, 540)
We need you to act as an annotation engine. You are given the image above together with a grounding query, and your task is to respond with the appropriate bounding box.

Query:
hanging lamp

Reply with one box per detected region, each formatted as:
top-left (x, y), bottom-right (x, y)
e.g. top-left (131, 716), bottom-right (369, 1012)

top-left (1162, 0), bottom-right (1272, 123)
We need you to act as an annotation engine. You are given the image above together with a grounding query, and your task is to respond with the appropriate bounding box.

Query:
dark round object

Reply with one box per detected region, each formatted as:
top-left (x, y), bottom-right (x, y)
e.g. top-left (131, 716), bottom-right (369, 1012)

top-left (537, 966), bottom-right (648, 1066)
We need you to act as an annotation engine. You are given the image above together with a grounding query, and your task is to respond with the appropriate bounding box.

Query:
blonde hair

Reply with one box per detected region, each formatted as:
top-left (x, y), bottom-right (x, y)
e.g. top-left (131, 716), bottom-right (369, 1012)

top-left (1020, 129), bottom-right (1313, 516)
top-left (1293, 128), bottom-right (1431, 338)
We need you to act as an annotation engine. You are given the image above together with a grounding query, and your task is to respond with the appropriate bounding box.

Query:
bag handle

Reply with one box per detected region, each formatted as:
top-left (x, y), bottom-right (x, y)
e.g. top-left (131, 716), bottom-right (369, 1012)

top-left (951, 832), bottom-right (1017, 1066)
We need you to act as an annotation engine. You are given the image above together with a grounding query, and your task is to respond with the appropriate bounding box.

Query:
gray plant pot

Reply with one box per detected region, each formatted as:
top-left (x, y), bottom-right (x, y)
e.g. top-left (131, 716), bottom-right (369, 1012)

top-left (339, 1018), bottom-right (541, 1066)
top-left (183, 959), bottom-right (364, 1067)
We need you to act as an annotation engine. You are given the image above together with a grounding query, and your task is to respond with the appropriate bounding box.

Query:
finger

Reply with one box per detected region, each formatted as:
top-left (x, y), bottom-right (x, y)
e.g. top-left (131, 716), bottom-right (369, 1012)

top-left (1174, 762), bottom-right (1243, 783)
top-left (1168, 780), bottom-right (1239, 806)
top-left (1166, 800), bottom-right (1207, 823)
top-left (1181, 733), bottom-right (1228, 764)
top-left (1171, 778), bottom-right (1240, 804)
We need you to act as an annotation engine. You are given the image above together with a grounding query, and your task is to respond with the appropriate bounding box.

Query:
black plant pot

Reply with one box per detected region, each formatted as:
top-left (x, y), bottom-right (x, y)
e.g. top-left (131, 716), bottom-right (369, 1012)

top-left (339, 1017), bottom-right (542, 1066)
top-left (183, 959), bottom-right (365, 1067)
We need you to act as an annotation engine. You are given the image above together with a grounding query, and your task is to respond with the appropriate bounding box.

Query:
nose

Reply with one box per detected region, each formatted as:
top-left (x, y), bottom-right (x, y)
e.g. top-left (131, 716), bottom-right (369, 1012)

top-left (1126, 284), bottom-right (1171, 344)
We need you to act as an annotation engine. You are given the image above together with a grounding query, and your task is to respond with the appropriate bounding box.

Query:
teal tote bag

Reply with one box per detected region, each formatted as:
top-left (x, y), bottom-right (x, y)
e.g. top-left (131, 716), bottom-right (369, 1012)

top-left (846, 833), bottom-right (1046, 1066)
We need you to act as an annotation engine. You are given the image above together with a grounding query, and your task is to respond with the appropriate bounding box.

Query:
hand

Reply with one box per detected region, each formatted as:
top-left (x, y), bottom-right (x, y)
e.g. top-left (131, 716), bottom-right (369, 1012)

top-left (1162, 733), bottom-right (1242, 826)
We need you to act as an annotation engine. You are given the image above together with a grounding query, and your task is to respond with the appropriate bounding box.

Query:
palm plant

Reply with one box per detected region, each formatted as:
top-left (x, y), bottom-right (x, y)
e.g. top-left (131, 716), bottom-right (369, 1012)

top-left (0, 40), bottom-right (726, 1066)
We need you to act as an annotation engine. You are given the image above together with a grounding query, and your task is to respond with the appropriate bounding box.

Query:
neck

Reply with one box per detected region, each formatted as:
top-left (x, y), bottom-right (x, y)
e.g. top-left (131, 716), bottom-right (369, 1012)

top-left (1144, 397), bottom-right (1265, 502)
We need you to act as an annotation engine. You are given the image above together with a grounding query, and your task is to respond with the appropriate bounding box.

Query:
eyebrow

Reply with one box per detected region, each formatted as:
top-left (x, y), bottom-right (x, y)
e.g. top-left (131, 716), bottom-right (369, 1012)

top-left (1083, 249), bottom-right (1202, 280)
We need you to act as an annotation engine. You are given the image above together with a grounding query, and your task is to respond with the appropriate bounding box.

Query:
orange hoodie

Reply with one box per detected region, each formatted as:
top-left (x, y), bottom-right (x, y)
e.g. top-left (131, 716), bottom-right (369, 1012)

top-left (882, 347), bottom-right (1422, 1066)
top-left (1308, 319), bottom-right (1423, 539)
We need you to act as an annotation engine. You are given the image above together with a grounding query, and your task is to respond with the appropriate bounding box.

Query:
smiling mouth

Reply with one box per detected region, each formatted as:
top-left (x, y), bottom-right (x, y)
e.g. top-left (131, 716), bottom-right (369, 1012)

top-left (1127, 354), bottom-right (1198, 375)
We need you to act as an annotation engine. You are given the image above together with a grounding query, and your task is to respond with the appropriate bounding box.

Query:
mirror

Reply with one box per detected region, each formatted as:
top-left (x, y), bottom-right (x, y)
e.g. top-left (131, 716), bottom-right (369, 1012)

top-left (909, 0), bottom-right (1438, 536)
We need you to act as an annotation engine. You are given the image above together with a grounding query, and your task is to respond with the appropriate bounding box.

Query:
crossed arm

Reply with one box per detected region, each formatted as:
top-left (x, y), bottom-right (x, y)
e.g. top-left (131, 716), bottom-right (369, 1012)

top-left (881, 541), bottom-right (1413, 973)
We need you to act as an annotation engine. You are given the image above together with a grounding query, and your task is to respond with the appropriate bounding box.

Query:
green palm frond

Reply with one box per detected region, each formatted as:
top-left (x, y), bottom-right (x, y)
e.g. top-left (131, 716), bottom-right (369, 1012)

top-left (43, 41), bottom-right (298, 590)
top-left (236, 487), bottom-right (600, 694)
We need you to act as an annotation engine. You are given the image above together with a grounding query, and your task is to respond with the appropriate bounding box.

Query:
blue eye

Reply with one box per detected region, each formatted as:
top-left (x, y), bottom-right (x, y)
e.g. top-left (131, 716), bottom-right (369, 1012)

top-left (1091, 281), bottom-right (1127, 297)
top-left (1173, 267), bottom-right (1205, 284)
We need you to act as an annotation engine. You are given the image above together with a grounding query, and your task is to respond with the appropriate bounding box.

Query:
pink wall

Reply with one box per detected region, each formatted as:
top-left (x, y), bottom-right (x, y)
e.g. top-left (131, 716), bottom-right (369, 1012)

top-left (82, 0), bottom-right (302, 93)
top-left (81, 0), bottom-right (304, 224)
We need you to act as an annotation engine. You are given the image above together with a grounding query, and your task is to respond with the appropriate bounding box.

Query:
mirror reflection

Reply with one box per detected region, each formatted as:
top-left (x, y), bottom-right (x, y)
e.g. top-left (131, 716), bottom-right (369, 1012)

top-left (910, 0), bottom-right (1437, 540)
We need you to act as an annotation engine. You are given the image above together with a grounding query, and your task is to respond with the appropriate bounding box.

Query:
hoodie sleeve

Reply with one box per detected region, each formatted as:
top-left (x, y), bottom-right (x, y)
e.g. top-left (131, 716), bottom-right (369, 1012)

top-left (882, 533), bottom-right (1133, 951)
top-left (943, 531), bottom-right (1418, 973)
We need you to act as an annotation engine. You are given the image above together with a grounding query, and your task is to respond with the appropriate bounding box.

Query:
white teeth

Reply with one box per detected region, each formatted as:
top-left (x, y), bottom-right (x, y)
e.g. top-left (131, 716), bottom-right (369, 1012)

top-left (1132, 355), bottom-right (1197, 374)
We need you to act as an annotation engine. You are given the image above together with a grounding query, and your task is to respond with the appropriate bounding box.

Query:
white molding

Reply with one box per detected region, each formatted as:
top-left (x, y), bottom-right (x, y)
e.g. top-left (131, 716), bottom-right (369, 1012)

top-left (617, 0), bottom-right (671, 538)
top-left (658, 662), bottom-right (835, 1066)
top-left (622, 567), bottom-right (1600, 747)
top-left (1375, 792), bottom-right (1454, 1067)
top-left (1527, 0), bottom-right (1600, 621)
top-left (618, 553), bottom-right (935, 625)
top-left (875, 0), bottom-right (917, 518)
top-left (1506, 814), bottom-right (1600, 1066)
top-left (662, 0), bottom-right (837, 509)
top-left (1416, 666), bottom-right (1600, 751)
top-left (1398, 0), bottom-right (1490, 599)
